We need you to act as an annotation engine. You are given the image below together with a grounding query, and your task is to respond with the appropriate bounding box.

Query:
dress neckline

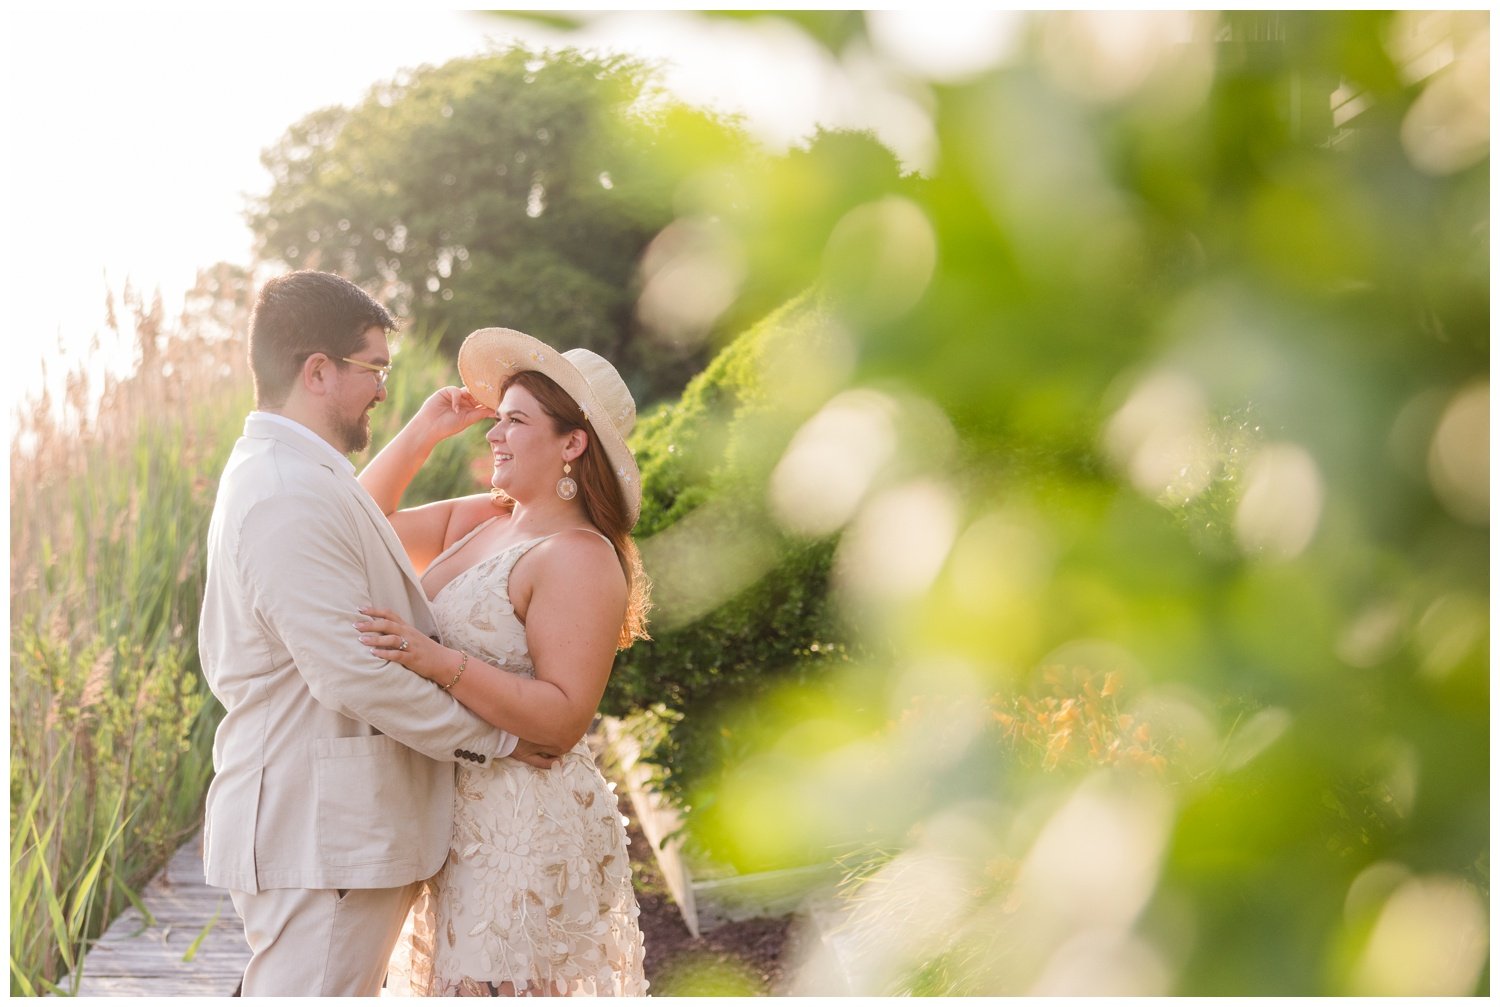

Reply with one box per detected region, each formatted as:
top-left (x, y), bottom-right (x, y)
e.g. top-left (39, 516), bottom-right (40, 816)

top-left (422, 518), bottom-right (537, 604)
top-left (421, 516), bottom-right (617, 604)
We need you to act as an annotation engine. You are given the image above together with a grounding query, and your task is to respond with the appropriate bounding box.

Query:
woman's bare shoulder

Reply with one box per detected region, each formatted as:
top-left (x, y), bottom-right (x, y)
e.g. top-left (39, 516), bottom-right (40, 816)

top-left (534, 527), bottom-right (624, 581)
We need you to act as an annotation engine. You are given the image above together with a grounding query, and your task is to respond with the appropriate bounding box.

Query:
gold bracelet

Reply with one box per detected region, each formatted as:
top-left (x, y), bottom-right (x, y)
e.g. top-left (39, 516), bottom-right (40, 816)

top-left (441, 651), bottom-right (468, 691)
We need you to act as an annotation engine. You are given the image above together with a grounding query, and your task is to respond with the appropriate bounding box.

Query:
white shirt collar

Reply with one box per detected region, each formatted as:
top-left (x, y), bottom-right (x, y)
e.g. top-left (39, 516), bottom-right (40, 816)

top-left (249, 411), bottom-right (356, 476)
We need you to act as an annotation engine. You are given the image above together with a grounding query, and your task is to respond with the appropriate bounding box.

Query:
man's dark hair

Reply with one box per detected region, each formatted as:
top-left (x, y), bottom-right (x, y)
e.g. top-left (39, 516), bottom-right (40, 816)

top-left (248, 271), bottom-right (397, 408)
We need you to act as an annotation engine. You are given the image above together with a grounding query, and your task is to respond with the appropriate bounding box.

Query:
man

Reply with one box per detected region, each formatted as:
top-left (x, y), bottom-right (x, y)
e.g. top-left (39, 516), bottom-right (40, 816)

top-left (199, 271), bottom-right (545, 995)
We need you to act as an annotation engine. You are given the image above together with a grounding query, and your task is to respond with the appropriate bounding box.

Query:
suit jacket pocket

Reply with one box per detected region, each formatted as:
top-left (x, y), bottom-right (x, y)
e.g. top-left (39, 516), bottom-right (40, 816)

top-left (313, 734), bottom-right (429, 868)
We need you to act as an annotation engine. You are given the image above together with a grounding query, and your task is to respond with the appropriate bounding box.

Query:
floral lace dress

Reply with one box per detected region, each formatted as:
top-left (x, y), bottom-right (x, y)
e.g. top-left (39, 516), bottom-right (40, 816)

top-left (387, 523), bottom-right (647, 996)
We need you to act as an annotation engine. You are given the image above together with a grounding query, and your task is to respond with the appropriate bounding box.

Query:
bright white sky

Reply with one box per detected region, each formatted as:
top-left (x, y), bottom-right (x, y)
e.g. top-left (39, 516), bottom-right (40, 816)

top-left (2, 8), bottom-right (1019, 421)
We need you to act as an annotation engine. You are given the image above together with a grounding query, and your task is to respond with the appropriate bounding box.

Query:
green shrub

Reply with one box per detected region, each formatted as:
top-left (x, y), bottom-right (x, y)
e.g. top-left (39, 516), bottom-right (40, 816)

top-left (561, 11), bottom-right (1488, 994)
top-left (604, 293), bottom-right (858, 852)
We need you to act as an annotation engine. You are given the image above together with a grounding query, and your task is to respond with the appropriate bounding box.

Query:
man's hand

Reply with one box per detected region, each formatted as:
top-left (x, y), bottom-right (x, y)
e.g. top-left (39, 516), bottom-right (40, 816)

top-left (510, 738), bottom-right (562, 770)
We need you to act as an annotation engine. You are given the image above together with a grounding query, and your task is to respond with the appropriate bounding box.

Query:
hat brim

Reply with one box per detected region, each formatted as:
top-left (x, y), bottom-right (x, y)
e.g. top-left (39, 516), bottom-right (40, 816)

top-left (458, 328), bottom-right (641, 527)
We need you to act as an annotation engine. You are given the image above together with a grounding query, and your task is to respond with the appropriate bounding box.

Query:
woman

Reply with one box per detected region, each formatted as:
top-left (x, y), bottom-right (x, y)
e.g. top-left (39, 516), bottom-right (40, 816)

top-left (353, 328), bottom-right (650, 996)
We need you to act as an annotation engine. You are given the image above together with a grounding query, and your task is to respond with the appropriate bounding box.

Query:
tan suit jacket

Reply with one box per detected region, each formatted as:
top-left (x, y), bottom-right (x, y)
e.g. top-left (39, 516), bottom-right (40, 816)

top-left (199, 414), bottom-right (512, 894)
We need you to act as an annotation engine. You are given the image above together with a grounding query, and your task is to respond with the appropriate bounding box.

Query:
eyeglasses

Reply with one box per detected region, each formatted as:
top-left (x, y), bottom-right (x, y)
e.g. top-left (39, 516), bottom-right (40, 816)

top-left (341, 357), bottom-right (391, 387)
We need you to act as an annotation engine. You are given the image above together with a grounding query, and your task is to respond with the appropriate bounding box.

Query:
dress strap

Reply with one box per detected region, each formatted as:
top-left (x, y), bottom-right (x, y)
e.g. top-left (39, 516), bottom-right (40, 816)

top-left (521, 527), bottom-right (615, 550)
top-left (573, 527), bottom-right (615, 549)
top-left (497, 528), bottom-right (615, 583)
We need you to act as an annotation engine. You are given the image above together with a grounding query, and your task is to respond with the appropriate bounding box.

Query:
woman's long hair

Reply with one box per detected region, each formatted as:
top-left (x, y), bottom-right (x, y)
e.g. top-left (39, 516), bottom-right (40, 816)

top-left (501, 370), bottom-right (650, 647)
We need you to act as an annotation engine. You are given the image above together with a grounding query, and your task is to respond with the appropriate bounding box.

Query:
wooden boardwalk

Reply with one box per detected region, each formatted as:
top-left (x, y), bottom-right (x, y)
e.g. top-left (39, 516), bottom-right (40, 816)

top-left (58, 832), bottom-right (247, 996)
top-left (55, 734), bottom-right (821, 995)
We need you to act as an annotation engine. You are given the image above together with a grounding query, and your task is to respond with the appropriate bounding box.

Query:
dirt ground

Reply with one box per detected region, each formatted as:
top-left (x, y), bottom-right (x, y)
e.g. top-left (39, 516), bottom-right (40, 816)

top-left (623, 812), bottom-right (795, 997)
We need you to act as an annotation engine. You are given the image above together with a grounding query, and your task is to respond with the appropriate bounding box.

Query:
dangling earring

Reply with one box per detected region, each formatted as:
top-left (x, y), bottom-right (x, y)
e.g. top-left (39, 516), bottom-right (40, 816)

top-left (556, 461), bottom-right (578, 501)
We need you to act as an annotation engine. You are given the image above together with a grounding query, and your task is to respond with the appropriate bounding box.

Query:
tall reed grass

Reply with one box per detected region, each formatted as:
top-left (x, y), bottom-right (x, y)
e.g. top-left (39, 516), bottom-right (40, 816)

top-left (10, 273), bottom-right (253, 994)
top-left (9, 269), bottom-right (481, 994)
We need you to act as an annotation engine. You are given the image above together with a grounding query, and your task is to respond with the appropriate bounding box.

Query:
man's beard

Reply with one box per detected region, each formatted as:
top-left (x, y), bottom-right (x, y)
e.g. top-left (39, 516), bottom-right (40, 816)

top-left (333, 403), bottom-right (374, 454)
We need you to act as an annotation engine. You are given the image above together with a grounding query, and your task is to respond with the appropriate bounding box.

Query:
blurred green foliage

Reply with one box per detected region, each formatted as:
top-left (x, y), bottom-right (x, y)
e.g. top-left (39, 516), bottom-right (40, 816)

top-left (536, 8), bottom-right (1488, 996)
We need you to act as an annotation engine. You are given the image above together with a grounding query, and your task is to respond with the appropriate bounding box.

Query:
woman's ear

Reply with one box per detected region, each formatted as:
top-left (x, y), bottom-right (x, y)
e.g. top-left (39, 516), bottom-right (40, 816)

top-left (563, 428), bottom-right (588, 462)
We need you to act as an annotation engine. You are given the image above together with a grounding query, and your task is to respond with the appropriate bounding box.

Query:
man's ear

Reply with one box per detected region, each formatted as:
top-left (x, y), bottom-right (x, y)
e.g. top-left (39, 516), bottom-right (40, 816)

top-left (301, 353), bottom-right (333, 396)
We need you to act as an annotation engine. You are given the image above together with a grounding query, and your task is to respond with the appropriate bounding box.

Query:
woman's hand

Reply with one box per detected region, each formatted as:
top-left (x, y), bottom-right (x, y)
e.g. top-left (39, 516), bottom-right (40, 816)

top-left (355, 606), bottom-right (460, 685)
top-left (412, 386), bottom-right (493, 445)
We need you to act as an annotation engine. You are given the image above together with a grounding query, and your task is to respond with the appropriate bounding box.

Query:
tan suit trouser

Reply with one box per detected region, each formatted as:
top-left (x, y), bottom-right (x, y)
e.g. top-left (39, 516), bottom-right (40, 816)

top-left (230, 882), bottom-right (421, 996)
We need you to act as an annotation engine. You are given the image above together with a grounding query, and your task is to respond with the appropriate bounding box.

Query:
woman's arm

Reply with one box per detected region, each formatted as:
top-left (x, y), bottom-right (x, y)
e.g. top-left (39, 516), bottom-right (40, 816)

top-left (355, 532), bottom-right (628, 751)
top-left (358, 386), bottom-right (493, 570)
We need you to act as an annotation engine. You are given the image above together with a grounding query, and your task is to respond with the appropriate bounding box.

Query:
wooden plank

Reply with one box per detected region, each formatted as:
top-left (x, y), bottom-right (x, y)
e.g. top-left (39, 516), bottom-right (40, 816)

top-left (692, 862), bottom-right (842, 931)
top-left (782, 895), bottom-right (859, 995)
top-left (55, 832), bottom-right (248, 997)
top-left (598, 717), bottom-right (701, 937)
top-left (597, 717), bottom-right (844, 937)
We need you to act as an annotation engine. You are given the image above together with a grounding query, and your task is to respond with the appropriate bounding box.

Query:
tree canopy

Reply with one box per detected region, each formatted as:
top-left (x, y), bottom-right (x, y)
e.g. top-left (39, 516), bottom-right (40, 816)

top-left (249, 45), bottom-right (911, 406)
top-left (252, 46), bottom-right (715, 400)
